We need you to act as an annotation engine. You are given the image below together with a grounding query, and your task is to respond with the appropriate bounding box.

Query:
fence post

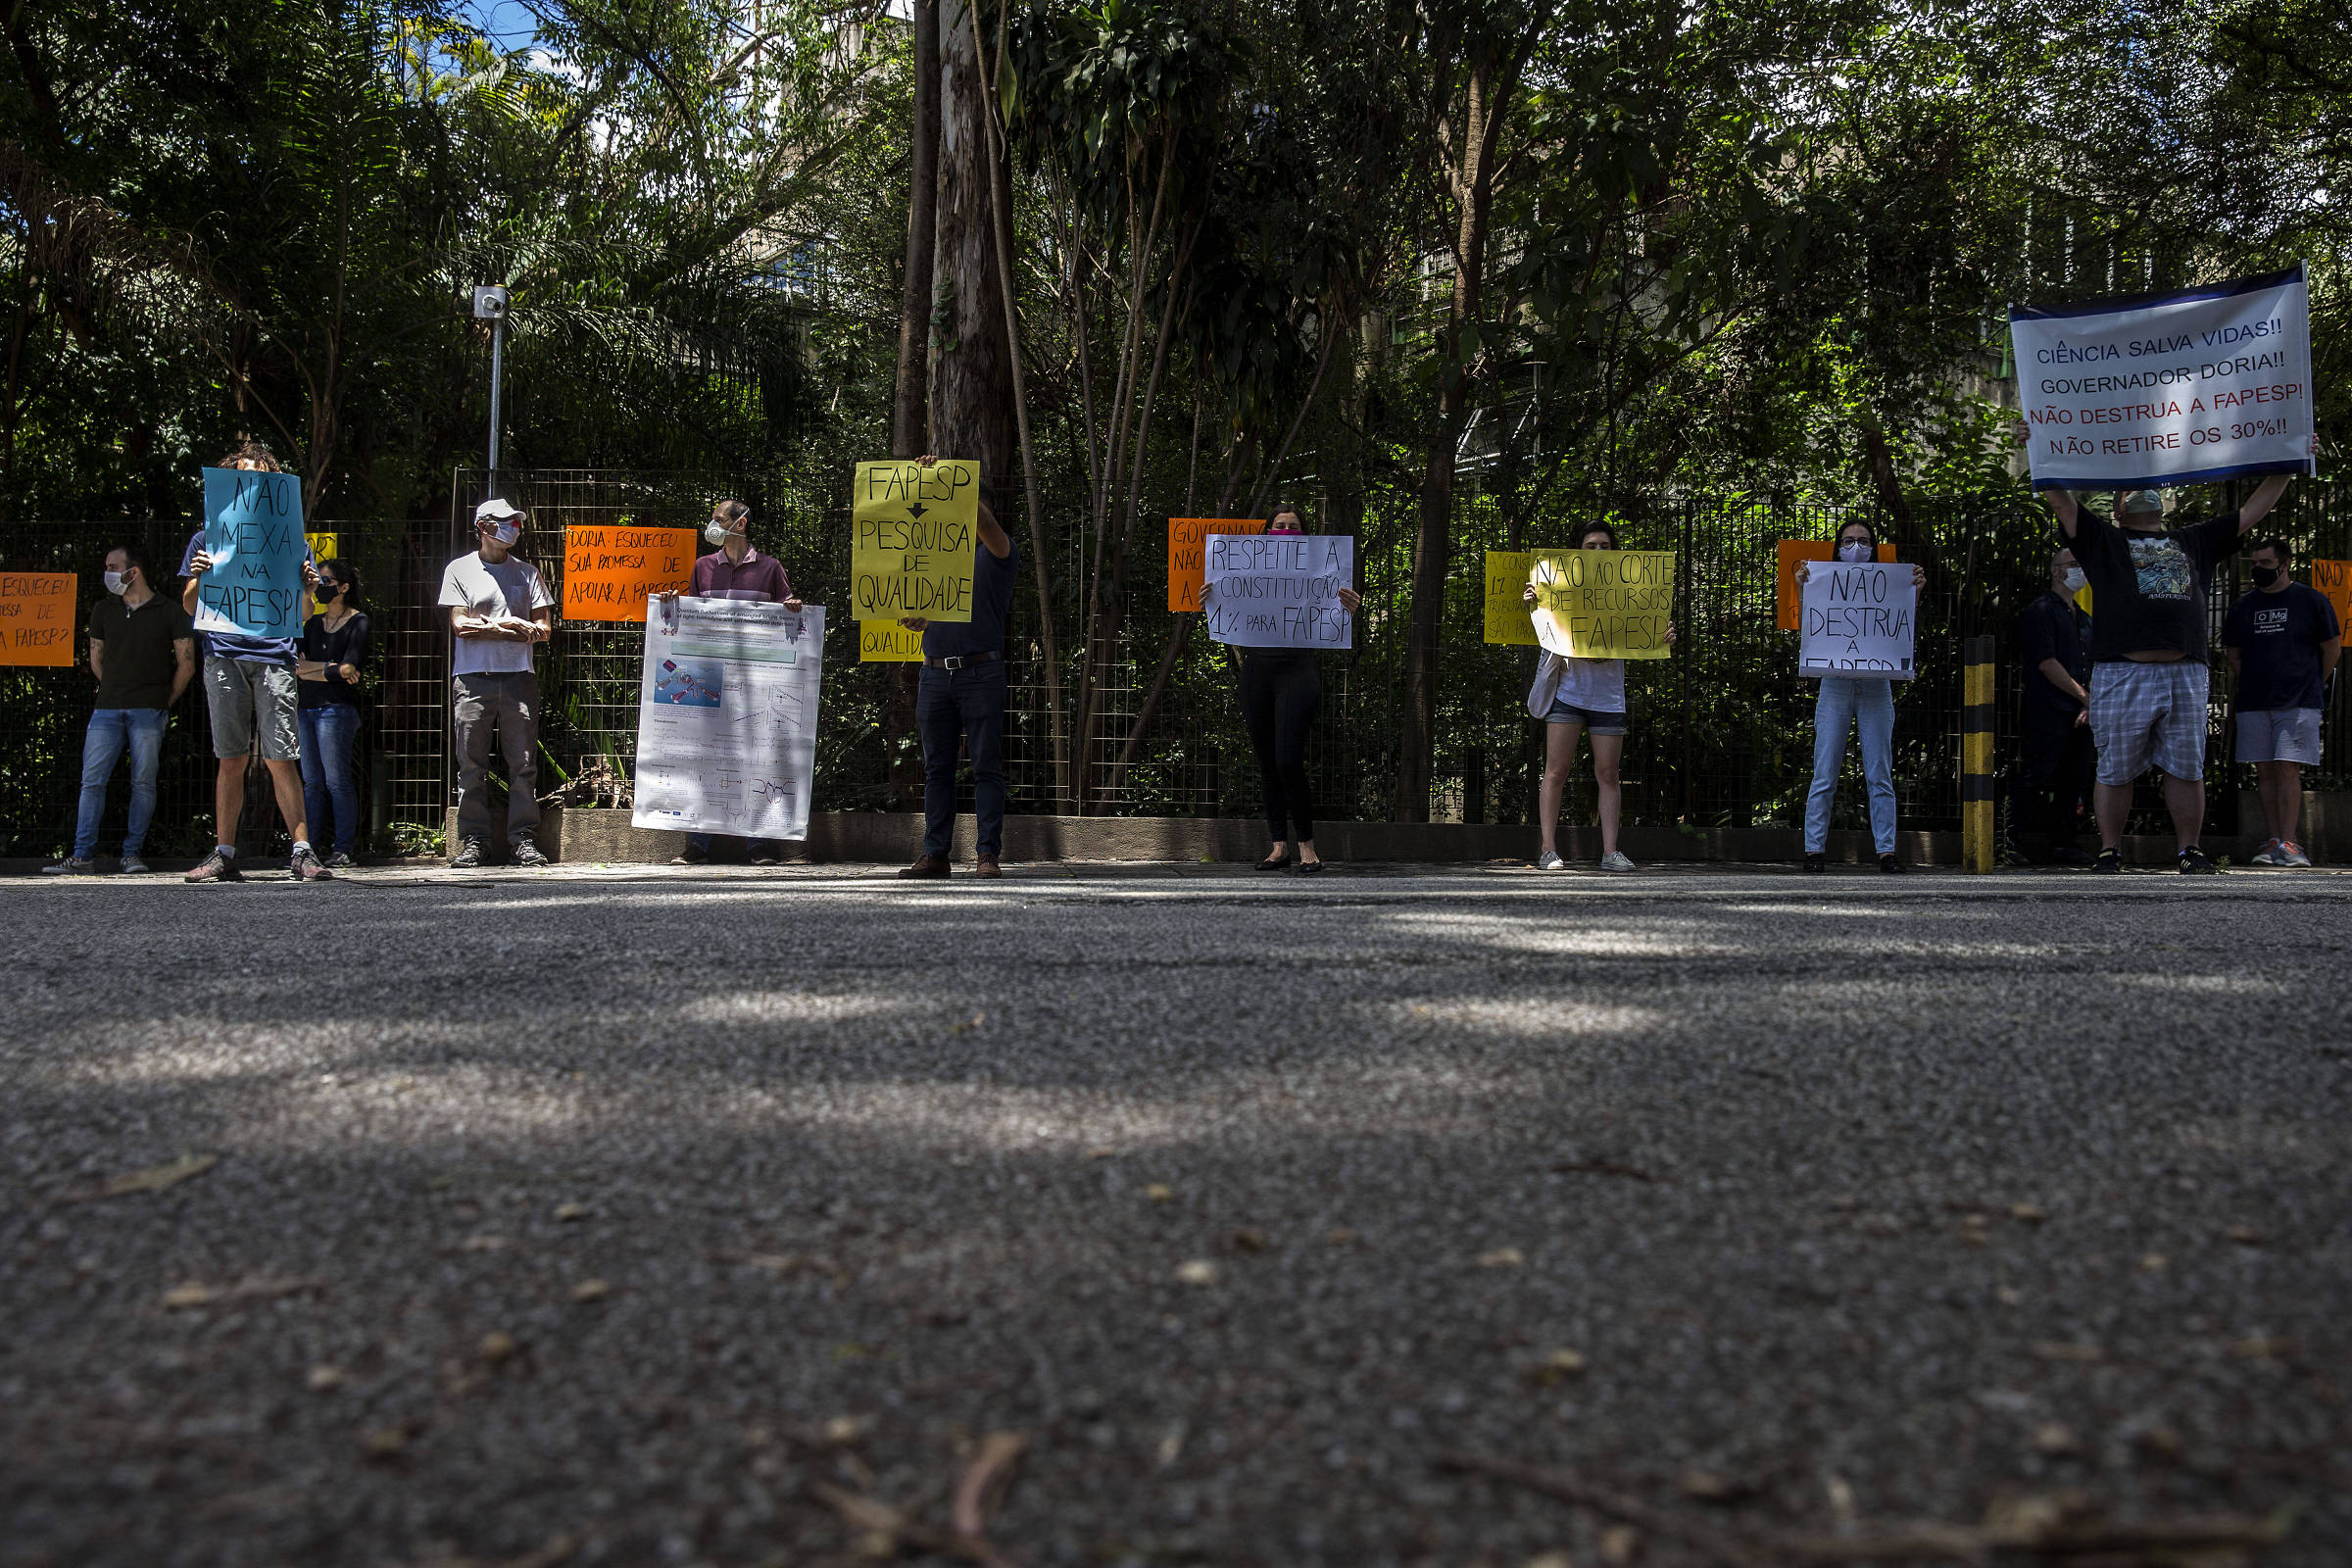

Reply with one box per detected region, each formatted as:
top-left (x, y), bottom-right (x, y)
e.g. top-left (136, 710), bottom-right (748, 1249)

top-left (1962, 634), bottom-right (1995, 871)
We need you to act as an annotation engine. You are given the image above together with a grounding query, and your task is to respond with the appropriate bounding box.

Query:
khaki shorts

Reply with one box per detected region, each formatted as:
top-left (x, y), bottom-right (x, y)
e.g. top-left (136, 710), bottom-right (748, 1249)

top-left (204, 657), bottom-right (301, 760)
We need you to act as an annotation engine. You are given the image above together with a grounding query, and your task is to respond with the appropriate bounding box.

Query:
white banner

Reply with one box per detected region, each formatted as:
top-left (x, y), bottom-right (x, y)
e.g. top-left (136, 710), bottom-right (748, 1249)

top-left (1202, 534), bottom-right (1354, 650)
top-left (630, 597), bottom-right (824, 840)
top-left (1799, 563), bottom-right (1916, 681)
top-left (2010, 265), bottom-right (2317, 490)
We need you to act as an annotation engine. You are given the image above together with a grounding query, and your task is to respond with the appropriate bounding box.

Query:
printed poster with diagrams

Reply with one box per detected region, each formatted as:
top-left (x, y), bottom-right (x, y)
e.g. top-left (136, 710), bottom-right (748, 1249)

top-left (631, 597), bottom-right (825, 841)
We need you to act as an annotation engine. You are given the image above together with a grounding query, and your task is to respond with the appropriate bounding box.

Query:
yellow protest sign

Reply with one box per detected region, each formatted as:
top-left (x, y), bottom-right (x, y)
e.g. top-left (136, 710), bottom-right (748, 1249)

top-left (859, 621), bottom-right (926, 662)
top-left (1529, 550), bottom-right (1676, 659)
top-left (0, 572), bottom-right (75, 666)
top-left (562, 525), bottom-right (696, 620)
top-left (1168, 517), bottom-right (1267, 612)
top-left (1483, 551), bottom-right (1538, 644)
top-left (305, 532), bottom-right (338, 563)
top-left (852, 459), bottom-right (977, 621)
top-left (2313, 560), bottom-right (2350, 634)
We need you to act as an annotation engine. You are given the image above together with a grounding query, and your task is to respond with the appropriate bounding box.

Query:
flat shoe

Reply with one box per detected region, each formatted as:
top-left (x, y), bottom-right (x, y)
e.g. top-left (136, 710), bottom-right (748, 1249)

top-left (1295, 859), bottom-right (1324, 874)
top-left (1255, 856), bottom-right (1292, 871)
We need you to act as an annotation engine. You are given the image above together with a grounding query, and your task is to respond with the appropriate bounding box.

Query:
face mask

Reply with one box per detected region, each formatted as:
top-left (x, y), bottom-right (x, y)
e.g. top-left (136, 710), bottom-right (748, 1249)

top-left (1837, 541), bottom-right (1872, 563)
top-left (103, 570), bottom-right (129, 596)
top-left (487, 519), bottom-right (520, 546)
top-left (706, 520), bottom-right (736, 546)
top-left (2251, 564), bottom-right (2282, 588)
top-left (316, 583), bottom-right (341, 606)
top-left (2063, 568), bottom-right (2086, 592)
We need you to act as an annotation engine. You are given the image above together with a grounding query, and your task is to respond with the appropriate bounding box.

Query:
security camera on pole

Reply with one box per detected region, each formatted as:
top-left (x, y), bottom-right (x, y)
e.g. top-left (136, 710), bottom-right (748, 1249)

top-left (471, 285), bottom-right (510, 499)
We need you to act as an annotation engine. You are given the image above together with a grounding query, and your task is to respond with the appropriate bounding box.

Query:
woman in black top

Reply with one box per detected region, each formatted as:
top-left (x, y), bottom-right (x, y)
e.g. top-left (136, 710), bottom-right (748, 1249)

top-left (296, 560), bottom-right (372, 865)
top-left (1234, 505), bottom-right (1360, 873)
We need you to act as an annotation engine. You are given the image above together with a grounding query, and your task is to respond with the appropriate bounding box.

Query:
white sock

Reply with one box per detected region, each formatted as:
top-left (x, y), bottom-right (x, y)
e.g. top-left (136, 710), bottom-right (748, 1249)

top-left (216, 844), bottom-right (236, 858)
top-left (292, 839), bottom-right (313, 856)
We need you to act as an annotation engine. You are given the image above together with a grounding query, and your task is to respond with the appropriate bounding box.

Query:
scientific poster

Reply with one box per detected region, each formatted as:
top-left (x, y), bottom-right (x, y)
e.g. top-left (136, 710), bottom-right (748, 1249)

top-left (631, 597), bottom-right (825, 841)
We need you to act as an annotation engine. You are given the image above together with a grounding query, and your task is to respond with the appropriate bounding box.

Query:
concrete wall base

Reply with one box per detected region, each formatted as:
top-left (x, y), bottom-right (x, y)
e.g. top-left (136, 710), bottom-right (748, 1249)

top-left (442, 807), bottom-right (2318, 869)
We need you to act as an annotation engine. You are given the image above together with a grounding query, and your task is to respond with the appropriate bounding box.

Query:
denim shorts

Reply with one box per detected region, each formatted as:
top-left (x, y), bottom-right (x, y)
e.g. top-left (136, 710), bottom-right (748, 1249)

top-left (1543, 699), bottom-right (1627, 736)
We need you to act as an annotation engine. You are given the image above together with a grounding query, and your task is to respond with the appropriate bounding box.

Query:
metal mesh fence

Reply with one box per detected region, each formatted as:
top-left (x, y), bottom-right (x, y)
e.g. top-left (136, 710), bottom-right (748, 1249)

top-left (5, 469), bottom-right (2342, 858)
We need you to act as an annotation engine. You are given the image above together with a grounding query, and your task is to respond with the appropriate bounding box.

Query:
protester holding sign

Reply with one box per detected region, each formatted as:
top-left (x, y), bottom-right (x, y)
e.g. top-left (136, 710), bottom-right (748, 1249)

top-left (1211, 505), bottom-right (1363, 873)
top-left (896, 463), bottom-right (1017, 878)
top-left (2022, 418), bottom-right (2294, 873)
top-left (439, 498), bottom-right (556, 869)
top-left (296, 561), bottom-right (372, 868)
top-left (1796, 520), bottom-right (1928, 873)
top-left (178, 442), bottom-right (327, 883)
top-left (658, 498), bottom-right (802, 866)
top-left (2224, 537), bottom-right (2341, 867)
top-left (42, 546), bottom-right (194, 876)
top-left (1520, 521), bottom-right (1676, 872)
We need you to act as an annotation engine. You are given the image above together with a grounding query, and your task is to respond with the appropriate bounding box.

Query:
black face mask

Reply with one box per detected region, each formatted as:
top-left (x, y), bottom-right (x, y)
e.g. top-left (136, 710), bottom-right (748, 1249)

top-left (2251, 564), bottom-right (2282, 589)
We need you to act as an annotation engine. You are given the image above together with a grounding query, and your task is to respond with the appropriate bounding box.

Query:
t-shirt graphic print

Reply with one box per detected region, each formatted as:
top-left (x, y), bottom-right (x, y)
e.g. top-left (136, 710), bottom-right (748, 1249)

top-left (2129, 535), bottom-right (2194, 601)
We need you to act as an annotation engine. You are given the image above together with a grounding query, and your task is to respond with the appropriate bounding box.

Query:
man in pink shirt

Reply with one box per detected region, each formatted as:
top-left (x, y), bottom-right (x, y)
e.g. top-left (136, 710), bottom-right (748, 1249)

top-left (660, 499), bottom-right (802, 865)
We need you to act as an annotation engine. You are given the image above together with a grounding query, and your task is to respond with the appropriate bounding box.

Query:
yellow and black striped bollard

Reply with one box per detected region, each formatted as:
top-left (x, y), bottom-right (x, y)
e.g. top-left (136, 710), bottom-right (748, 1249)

top-left (1962, 634), bottom-right (1995, 872)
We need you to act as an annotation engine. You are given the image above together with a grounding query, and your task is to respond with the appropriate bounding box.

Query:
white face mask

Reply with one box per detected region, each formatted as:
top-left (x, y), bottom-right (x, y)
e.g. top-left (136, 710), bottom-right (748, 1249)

top-left (706, 520), bottom-right (741, 547)
top-left (103, 570), bottom-right (129, 596)
top-left (1837, 541), bottom-right (1873, 563)
top-left (2063, 568), bottom-right (2086, 592)
top-left (485, 519), bottom-right (520, 546)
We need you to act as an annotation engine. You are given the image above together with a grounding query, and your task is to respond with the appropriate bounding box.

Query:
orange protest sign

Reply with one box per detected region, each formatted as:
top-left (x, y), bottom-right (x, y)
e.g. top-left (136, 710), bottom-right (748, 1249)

top-left (1168, 517), bottom-right (1267, 612)
top-left (2313, 560), bottom-right (2351, 635)
top-left (1776, 539), bottom-right (1893, 631)
top-left (0, 573), bottom-right (76, 666)
top-left (562, 525), bottom-right (695, 621)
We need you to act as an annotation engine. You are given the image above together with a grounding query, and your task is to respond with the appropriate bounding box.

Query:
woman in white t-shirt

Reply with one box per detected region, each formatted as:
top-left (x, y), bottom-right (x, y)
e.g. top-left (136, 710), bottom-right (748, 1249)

top-left (1522, 520), bottom-right (1674, 872)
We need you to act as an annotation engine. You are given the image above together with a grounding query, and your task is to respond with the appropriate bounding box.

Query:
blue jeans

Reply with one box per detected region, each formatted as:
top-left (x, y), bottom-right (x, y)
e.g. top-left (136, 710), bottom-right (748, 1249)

top-left (1804, 677), bottom-right (1897, 855)
top-left (298, 704), bottom-right (364, 855)
top-left (74, 708), bottom-right (169, 859)
top-left (917, 661), bottom-right (1007, 859)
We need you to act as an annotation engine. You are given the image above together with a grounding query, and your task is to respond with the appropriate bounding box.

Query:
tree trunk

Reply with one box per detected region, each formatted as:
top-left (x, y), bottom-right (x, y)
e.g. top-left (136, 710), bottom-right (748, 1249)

top-left (931, 0), bottom-right (1012, 489)
top-left (1396, 61), bottom-right (1496, 824)
top-left (892, 0), bottom-right (940, 459)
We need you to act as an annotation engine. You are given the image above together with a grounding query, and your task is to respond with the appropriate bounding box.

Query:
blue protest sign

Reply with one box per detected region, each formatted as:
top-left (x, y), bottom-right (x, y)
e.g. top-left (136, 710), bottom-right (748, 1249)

top-left (194, 466), bottom-right (308, 638)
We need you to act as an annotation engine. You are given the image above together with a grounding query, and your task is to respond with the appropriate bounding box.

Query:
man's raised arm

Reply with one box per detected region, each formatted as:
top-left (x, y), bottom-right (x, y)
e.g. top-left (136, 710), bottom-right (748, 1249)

top-left (2011, 420), bottom-right (2080, 536)
top-left (2235, 474), bottom-right (2292, 533)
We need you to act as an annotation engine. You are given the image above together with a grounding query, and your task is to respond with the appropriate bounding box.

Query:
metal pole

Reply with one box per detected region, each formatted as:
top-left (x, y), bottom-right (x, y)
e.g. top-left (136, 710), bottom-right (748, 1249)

top-left (486, 316), bottom-right (505, 492)
top-left (1963, 634), bottom-right (1996, 871)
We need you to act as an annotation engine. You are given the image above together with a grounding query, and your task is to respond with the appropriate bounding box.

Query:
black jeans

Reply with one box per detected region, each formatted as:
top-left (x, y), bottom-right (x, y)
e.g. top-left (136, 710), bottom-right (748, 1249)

top-left (1241, 651), bottom-right (1319, 843)
top-left (917, 661), bottom-right (1007, 859)
top-left (2011, 710), bottom-right (2094, 858)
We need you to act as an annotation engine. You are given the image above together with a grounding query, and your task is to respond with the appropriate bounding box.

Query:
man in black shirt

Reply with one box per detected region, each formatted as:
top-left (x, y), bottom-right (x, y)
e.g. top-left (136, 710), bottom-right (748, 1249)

top-left (2031, 458), bottom-right (2292, 874)
top-left (42, 545), bottom-right (195, 875)
top-left (2223, 537), bottom-right (2341, 866)
top-left (2010, 548), bottom-right (2095, 865)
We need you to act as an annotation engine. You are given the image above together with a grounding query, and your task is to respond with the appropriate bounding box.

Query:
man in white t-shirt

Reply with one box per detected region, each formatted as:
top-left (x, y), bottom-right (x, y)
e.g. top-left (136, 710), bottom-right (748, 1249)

top-left (437, 498), bottom-right (556, 868)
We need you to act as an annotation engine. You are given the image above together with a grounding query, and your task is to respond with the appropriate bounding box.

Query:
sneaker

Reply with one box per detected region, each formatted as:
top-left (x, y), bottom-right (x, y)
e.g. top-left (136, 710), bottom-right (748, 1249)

top-left (512, 839), bottom-right (551, 868)
top-left (291, 847), bottom-right (334, 881)
top-left (1599, 851), bottom-right (1637, 872)
top-left (185, 849), bottom-right (244, 883)
top-left (2247, 838), bottom-right (2287, 867)
top-left (750, 854), bottom-right (780, 867)
top-left (2281, 841), bottom-right (2312, 868)
top-left (1535, 849), bottom-right (1566, 871)
top-left (40, 857), bottom-right (96, 876)
top-left (2091, 847), bottom-right (2123, 874)
top-left (448, 838), bottom-right (485, 869)
top-left (2177, 845), bottom-right (2218, 875)
top-left (118, 854), bottom-right (151, 875)
top-left (1880, 853), bottom-right (1907, 874)
top-left (899, 854), bottom-right (950, 879)
top-left (323, 852), bottom-right (355, 869)
top-left (670, 849), bottom-right (709, 866)
top-left (1802, 852), bottom-right (1826, 873)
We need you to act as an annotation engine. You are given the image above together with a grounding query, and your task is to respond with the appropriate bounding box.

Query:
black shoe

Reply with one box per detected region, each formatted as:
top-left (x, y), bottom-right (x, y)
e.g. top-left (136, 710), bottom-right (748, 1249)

top-left (2091, 847), bottom-right (2122, 874)
top-left (2177, 845), bottom-right (2218, 875)
top-left (1255, 855), bottom-right (1293, 871)
top-left (1295, 858), bottom-right (1324, 874)
top-left (512, 839), bottom-right (551, 868)
top-left (1879, 854), bottom-right (1907, 874)
top-left (449, 838), bottom-right (485, 869)
top-left (323, 852), bottom-right (356, 869)
top-left (1802, 853), bottom-right (1827, 873)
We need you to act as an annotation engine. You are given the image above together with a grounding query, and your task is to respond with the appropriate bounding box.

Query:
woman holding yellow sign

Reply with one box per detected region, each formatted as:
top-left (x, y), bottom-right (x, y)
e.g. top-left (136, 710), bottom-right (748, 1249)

top-left (1795, 519), bottom-right (1929, 873)
top-left (1522, 521), bottom-right (1675, 872)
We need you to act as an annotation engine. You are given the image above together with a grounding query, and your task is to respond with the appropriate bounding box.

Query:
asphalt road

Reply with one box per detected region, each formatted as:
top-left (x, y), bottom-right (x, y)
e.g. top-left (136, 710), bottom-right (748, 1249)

top-left (4, 864), bottom-right (2348, 1568)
